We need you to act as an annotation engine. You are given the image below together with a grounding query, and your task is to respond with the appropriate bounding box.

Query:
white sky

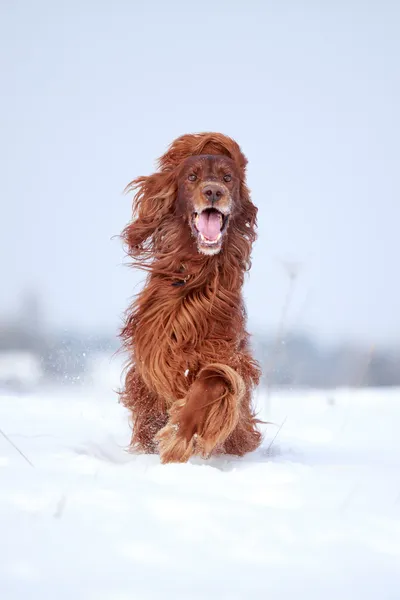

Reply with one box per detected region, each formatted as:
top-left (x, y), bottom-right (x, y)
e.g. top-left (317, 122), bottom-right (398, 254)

top-left (1, 0), bottom-right (399, 345)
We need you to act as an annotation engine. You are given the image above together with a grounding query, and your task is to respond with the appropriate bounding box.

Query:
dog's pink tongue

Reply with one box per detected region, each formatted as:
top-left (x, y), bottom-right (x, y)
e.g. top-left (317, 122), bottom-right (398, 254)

top-left (197, 212), bottom-right (221, 240)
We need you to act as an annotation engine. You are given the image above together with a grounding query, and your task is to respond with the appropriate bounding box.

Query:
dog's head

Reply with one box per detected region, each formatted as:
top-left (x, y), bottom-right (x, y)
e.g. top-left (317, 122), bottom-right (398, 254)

top-left (176, 154), bottom-right (241, 255)
top-left (123, 133), bottom-right (257, 266)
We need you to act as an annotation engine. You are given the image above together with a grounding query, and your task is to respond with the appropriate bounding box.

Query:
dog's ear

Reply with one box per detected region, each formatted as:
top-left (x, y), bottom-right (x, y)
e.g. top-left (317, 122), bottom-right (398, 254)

top-left (228, 181), bottom-right (258, 272)
top-left (122, 170), bottom-right (177, 259)
top-left (239, 181), bottom-right (258, 238)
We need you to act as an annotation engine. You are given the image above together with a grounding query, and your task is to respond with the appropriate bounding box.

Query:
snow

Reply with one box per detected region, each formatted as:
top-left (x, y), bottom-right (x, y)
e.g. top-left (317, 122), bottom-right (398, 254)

top-left (1, 372), bottom-right (400, 599)
top-left (0, 352), bottom-right (42, 390)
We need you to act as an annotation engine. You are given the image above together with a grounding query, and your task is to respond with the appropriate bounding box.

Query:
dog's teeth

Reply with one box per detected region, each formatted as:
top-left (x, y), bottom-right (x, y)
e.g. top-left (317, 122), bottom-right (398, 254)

top-left (199, 232), bottom-right (221, 245)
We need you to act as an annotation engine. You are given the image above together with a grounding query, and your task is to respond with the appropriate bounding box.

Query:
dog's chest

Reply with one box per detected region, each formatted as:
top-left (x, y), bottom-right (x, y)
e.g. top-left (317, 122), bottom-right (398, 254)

top-left (166, 286), bottom-right (241, 347)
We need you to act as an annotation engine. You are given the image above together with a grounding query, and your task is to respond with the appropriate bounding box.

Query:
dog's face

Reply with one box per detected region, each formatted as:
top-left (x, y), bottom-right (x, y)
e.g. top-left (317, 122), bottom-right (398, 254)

top-left (176, 154), bottom-right (241, 255)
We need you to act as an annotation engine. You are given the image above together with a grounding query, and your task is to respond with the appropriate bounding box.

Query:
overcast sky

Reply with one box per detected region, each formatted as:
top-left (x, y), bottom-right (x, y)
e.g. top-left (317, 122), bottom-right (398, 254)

top-left (1, 0), bottom-right (399, 345)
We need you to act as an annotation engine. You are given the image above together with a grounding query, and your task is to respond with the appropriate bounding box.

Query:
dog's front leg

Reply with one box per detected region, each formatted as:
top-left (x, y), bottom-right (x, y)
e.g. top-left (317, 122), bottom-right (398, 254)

top-left (155, 363), bottom-right (245, 463)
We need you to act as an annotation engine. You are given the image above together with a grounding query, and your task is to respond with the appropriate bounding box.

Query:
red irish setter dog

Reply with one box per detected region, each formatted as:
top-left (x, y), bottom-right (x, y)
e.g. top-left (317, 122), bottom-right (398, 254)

top-left (120, 132), bottom-right (262, 463)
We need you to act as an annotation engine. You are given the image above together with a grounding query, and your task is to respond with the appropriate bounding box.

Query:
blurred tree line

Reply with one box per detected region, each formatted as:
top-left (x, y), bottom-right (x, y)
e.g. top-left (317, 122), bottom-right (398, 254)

top-left (0, 292), bottom-right (399, 387)
top-left (253, 334), bottom-right (399, 388)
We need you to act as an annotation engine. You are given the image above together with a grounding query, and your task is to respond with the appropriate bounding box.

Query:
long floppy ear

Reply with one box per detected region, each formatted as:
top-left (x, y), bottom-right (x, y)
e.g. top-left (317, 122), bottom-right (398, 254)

top-left (239, 181), bottom-right (258, 242)
top-left (121, 169), bottom-right (177, 262)
top-left (228, 180), bottom-right (258, 272)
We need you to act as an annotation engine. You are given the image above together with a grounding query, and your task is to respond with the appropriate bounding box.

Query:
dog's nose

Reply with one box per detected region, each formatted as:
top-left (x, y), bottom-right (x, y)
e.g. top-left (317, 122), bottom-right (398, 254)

top-left (203, 184), bottom-right (224, 204)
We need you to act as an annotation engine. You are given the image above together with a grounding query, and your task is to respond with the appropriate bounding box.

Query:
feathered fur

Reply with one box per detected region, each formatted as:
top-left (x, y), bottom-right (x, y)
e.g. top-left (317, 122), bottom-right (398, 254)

top-left (120, 132), bottom-right (262, 463)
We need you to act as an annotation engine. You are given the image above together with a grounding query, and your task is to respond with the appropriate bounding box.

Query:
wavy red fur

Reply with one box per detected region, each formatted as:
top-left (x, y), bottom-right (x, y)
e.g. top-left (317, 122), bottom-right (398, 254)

top-left (119, 132), bottom-right (262, 463)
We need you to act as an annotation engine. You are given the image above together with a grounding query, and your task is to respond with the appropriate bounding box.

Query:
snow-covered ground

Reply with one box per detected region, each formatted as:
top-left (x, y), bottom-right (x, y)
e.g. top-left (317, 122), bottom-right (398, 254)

top-left (1, 370), bottom-right (400, 599)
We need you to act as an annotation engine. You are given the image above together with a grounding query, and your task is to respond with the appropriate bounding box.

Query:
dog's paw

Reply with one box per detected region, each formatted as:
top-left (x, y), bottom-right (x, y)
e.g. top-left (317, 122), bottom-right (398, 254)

top-left (155, 422), bottom-right (195, 464)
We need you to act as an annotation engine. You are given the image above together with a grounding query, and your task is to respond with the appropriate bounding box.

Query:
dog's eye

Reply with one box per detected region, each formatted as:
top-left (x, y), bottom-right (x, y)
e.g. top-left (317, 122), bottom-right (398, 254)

top-left (223, 174), bottom-right (232, 182)
top-left (188, 174), bottom-right (197, 182)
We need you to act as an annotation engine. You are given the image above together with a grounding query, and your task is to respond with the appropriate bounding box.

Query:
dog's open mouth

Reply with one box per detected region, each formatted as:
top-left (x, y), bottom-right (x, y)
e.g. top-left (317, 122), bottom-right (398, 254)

top-left (192, 208), bottom-right (229, 249)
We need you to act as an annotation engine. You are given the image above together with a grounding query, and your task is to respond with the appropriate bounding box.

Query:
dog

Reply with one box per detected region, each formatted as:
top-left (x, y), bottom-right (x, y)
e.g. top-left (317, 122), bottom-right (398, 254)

top-left (120, 132), bottom-right (262, 463)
